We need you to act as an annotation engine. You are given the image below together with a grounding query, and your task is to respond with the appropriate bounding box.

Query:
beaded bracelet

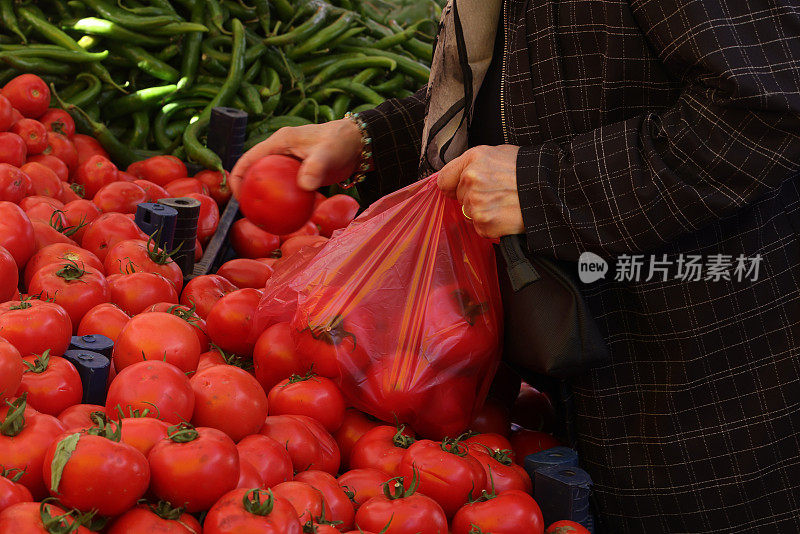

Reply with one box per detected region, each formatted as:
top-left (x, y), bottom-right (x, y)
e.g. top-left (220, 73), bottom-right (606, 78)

top-left (341, 111), bottom-right (373, 189)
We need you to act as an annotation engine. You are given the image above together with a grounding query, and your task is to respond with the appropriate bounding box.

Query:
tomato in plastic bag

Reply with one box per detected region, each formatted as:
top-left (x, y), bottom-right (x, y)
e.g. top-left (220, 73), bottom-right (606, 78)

top-left (252, 176), bottom-right (502, 439)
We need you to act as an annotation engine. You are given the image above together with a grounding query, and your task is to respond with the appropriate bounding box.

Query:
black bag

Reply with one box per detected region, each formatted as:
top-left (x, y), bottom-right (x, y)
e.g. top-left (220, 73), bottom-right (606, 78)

top-left (496, 235), bottom-right (609, 378)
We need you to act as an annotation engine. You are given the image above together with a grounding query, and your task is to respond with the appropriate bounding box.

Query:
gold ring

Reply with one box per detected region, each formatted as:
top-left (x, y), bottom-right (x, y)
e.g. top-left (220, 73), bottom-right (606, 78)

top-left (462, 204), bottom-right (472, 220)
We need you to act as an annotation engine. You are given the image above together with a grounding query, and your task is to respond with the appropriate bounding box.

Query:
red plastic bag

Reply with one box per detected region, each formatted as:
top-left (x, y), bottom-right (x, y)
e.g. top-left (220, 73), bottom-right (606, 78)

top-left (253, 176), bottom-right (502, 439)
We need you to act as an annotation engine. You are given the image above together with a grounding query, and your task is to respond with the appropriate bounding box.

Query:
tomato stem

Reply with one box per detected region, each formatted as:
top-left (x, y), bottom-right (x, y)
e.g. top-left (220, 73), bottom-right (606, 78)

top-left (0, 394), bottom-right (28, 437)
top-left (440, 436), bottom-right (468, 457)
top-left (167, 421), bottom-right (200, 443)
top-left (0, 465), bottom-right (26, 482)
top-left (22, 349), bottom-right (51, 374)
top-left (55, 260), bottom-right (88, 283)
top-left (391, 425), bottom-right (415, 449)
top-left (242, 488), bottom-right (276, 516)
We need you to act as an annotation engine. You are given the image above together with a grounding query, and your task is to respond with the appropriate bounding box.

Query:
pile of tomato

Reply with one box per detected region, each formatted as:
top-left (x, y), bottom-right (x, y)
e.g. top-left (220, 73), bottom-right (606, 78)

top-left (0, 73), bottom-right (589, 533)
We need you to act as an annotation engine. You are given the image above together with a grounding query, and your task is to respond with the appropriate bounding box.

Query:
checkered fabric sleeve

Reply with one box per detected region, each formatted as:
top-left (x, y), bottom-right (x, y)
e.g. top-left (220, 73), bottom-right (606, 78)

top-left (516, 0), bottom-right (800, 262)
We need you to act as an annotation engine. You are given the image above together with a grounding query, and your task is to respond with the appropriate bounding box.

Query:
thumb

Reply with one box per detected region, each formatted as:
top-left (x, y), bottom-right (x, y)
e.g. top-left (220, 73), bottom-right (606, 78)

top-left (296, 149), bottom-right (336, 191)
top-left (436, 155), bottom-right (469, 198)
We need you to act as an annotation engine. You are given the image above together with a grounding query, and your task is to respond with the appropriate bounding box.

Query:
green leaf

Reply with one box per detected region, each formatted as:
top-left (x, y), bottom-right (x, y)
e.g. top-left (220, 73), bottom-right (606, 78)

top-left (49, 433), bottom-right (80, 494)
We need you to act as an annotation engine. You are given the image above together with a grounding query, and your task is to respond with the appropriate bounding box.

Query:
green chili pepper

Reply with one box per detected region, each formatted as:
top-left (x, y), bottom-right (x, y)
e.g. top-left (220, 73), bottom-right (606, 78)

top-left (179, 0), bottom-right (205, 90)
top-left (323, 79), bottom-right (384, 105)
top-left (263, 4), bottom-right (329, 46)
top-left (240, 82), bottom-right (264, 115)
top-left (0, 55), bottom-right (74, 75)
top-left (311, 56), bottom-right (396, 87)
top-left (110, 44), bottom-right (180, 82)
top-left (0, 47), bottom-right (109, 63)
top-left (78, 0), bottom-right (180, 30)
top-left (106, 84), bottom-right (179, 119)
top-left (372, 72), bottom-right (406, 93)
top-left (337, 45), bottom-right (430, 83)
top-left (63, 17), bottom-right (171, 47)
top-left (288, 12), bottom-right (355, 59)
top-left (253, 0), bottom-right (270, 35)
top-left (0, 0), bottom-right (27, 44)
top-left (332, 94), bottom-right (350, 119)
top-left (124, 111), bottom-right (150, 149)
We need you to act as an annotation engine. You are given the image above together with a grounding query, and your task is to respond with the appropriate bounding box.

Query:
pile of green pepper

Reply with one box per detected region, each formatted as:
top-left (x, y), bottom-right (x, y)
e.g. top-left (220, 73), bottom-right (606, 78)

top-left (0, 0), bottom-right (440, 170)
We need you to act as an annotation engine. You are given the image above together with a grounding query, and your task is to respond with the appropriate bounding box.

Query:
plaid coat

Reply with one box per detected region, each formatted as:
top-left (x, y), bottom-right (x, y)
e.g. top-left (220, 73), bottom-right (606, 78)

top-left (359, 0), bottom-right (800, 532)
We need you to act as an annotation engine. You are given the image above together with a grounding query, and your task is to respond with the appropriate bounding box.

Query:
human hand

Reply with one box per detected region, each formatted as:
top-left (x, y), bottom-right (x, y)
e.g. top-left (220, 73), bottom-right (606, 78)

top-left (436, 145), bottom-right (525, 239)
top-left (229, 119), bottom-right (363, 199)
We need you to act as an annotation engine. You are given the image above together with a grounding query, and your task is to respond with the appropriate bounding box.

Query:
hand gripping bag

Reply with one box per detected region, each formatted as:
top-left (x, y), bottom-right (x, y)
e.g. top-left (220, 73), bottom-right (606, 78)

top-left (252, 176), bottom-right (502, 439)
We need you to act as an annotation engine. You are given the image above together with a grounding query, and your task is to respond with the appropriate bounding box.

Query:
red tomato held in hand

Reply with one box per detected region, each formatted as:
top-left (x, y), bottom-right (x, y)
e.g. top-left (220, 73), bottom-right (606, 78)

top-left (180, 274), bottom-right (238, 319)
top-left (71, 134), bottom-right (107, 165)
top-left (38, 109), bottom-right (75, 139)
top-left (18, 352), bottom-right (83, 416)
top-left (295, 470), bottom-right (355, 530)
top-left (186, 192), bottom-right (219, 245)
top-left (0, 337), bottom-right (22, 400)
top-left (107, 272), bottom-right (178, 316)
top-left (28, 262), bottom-right (109, 330)
top-left (337, 468), bottom-right (388, 509)
top-left (268, 372), bottom-right (346, 433)
top-left (0, 132), bottom-right (26, 167)
top-left (81, 212), bottom-right (147, 262)
top-left (546, 520), bottom-right (592, 534)
top-left (355, 476), bottom-right (448, 534)
top-left (74, 155), bottom-right (118, 199)
top-left (0, 501), bottom-right (91, 533)
top-left (230, 218), bottom-right (280, 259)
top-left (205, 288), bottom-right (262, 356)
top-left (1, 75), bottom-right (49, 118)
top-left (108, 503), bottom-right (202, 534)
top-left (42, 132), bottom-right (78, 173)
top-left (77, 302), bottom-right (129, 343)
top-left (11, 119), bottom-right (46, 156)
top-left (0, 247), bottom-right (17, 304)
top-left (236, 434), bottom-right (293, 489)
top-left (104, 238), bottom-right (183, 293)
top-left (260, 415), bottom-right (340, 475)
top-left (240, 155), bottom-right (315, 235)
top-left (106, 360), bottom-right (194, 424)
top-left (0, 163), bottom-right (32, 202)
top-left (271, 481), bottom-right (332, 525)
top-left (311, 194), bottom-right (360, 238)
top-left (190, 366), bottom-right (268, 442)
top-left (217, 258), bottom-right (274, 289)
top-left (0, 469), bottom-right (33, 513)
top-left (398, 438), bottom-right (488, 518)
top-left (204, 488), bottom-right (302, 534)
top-left (127, 155), bottom-right (187, 187)
top-left (195, 169), bottom-right (231, 206)
top-left (451, 490), bottom-right (544, 534)
top-left (350, 425), bottom-right (416, 477)
top-left (118, 416), bottom-right (169, 458)
top-left (0, 201), bottom-right (34, 267)
top-left (57, 404), bottom-right (106, 433)
top-left (510, 429), bottom-right (561, 466)
top-left (149, 423), bottom-right (239, 513)
top-left (92, 181), bottom-right (147, 214)
top-left (165, 177), bottom-right (209, 198)
top-left (113, 312), bottom-right (201, 374)
top-left (43, 426), bottom-right (150, 517)
top-left (0, 299), bottom-right (72, 357)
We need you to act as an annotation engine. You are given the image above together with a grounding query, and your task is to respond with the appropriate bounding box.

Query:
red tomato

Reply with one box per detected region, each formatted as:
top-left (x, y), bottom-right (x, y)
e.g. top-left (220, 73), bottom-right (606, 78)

top-left (190, 366), bottom-right (268, 442)
top-left (194, 238), bottom-right (203, 261)
top-left (10, 119), bottom-right (46, 156)
top-left (0, 337), bottom-right (22, 400)
top-left (195, 169), bottom-right (231, 206)
top-left (0, 397), bottom-right (66, 499)
top-left (106, 360), bottom-right (194, 425)
top-left (118, 416), bottom-right (169, 458)
top-left (260, 415), bottom-right (340, 475)
top-left (240, 155), bottom-right (315, 235)
top-left (0, 299), bottom-right (72, 356)
top-left (57, 404), bottom-right (106, 432)
top-left (237, 458), bottom-right (263, 489)
top-left (0, 469), bottom-right (33, 513)
top-left (71, 134), bottom-right (107, 165)
top-left (7, 108), bottom-right (21, 127)
top-left (0, 132), bottom-right (26, 168)
top-left (0, 501), bottom-right (91, 534)
top-left (108, 503), bottom-right (202, 534)
top-left (268, 372), bottom-right (346, 433)
top-left (451, 490), bottom-right (544, 534)
top-left (469, 396), bottom-right (513, 437)
top-left (185, 192), bottom-right (219, 245)
top-left (74, 155), bottom-right (118, 199)
top-left (81, 212), bottom-right (147, 262)
top-left (271, 481), bottom-right (332, 525)
top-left (350, 425), bottom-right (416, 477)
top-left (513, 383), bottom-right (557, 433)
top-left (354, 476), bottom-right (448, 534)
top-left (0, 95), bottom-right (13, 131)
top-left (28, 153), bottom-right (68, 182)
top-left (58, 185), bottom-right (82, 205)
top-left (104, 238), bottom-right (183, 293)
top-left (0, 201), bottom-right (34, 267)
top-left (217, 258), bottom-right (273, 289)
top-left (28, 262), bottom-right (109, 329)
top-left (398, 438), bottom-right (488, 517)
top-left (61, 199), bottom-right (101, 244)
top-left (236, 434), bottom-right (293, 489)
top-left (205, 288), bottom-right (262, 356)
top-left (280, 235), bottom-right (328, 259)
top-left (546, 520), bottom-right (592, 533)
top-left (20, 162), bottom-right (61, 198)
top-left (42, 132), bottom-right (78, 173)
top-left (77, 302), bottom-right (129, 342)
top-left (230, 218), bottom-right (280, 259)
top-left (92, 181), bottom-right (147, 214)
top-left (145, 302), bottom-right (210, 352)
top-left (18, 352), bottom-right (82, 416)
top-left (165, 177), bottom-right (209, 197)
top-left (22, 197), bottom-right (64, 227)
top-left (510, 430), bottom-right (561, 465)
top-left (128, 156), bottom-right (187, 187)
top-left (204, 488), bottom-right (302, 534)
top-left (335, 409), bottom-right (382, 470)
top-left (279, 219), bottom-right (319, 243)
top-left (0, 247), bottom-right (17, 304)
top-left (194, 349), bottom-right (227, 374)
top-left (43, 427), bottom-right (150, 516)
top-left (311, 194), bottom-right (360, 238)
top-left (23, 243), bottom-right (103, 289)
top-left (252, 322), bottom-right (304, 393)
top-left (464, 432), bottom-right (513, 455)
top-left (337, 468), bottom-right (388, 510)
top-left (295, 470), bottom-right (355, 530)
top-left (1, 75), bottom-right (50, 118)
top-left (38, 109), bottom-right (75, 139)
top-left (134, 179), bottom-right (169, 202)
top-left (468, 447), bottom-right (533, 494)
top-left (31, 220), bottom-right (78, 252)
top-left (0, 162), bottom-right (32, 202)
top-left (107, 272), bottom-right (178, 315)
top-left (149, 423), bottom-right (239, 513)
top-left (180, 274), bottom-right (237, 319)
top-left (113, 311), bottom-right (201, 374)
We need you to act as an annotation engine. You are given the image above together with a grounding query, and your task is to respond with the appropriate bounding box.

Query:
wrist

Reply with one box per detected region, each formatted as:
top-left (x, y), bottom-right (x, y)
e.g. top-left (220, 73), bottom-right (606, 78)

top-left (341, 111), bottom-right (374, 189)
